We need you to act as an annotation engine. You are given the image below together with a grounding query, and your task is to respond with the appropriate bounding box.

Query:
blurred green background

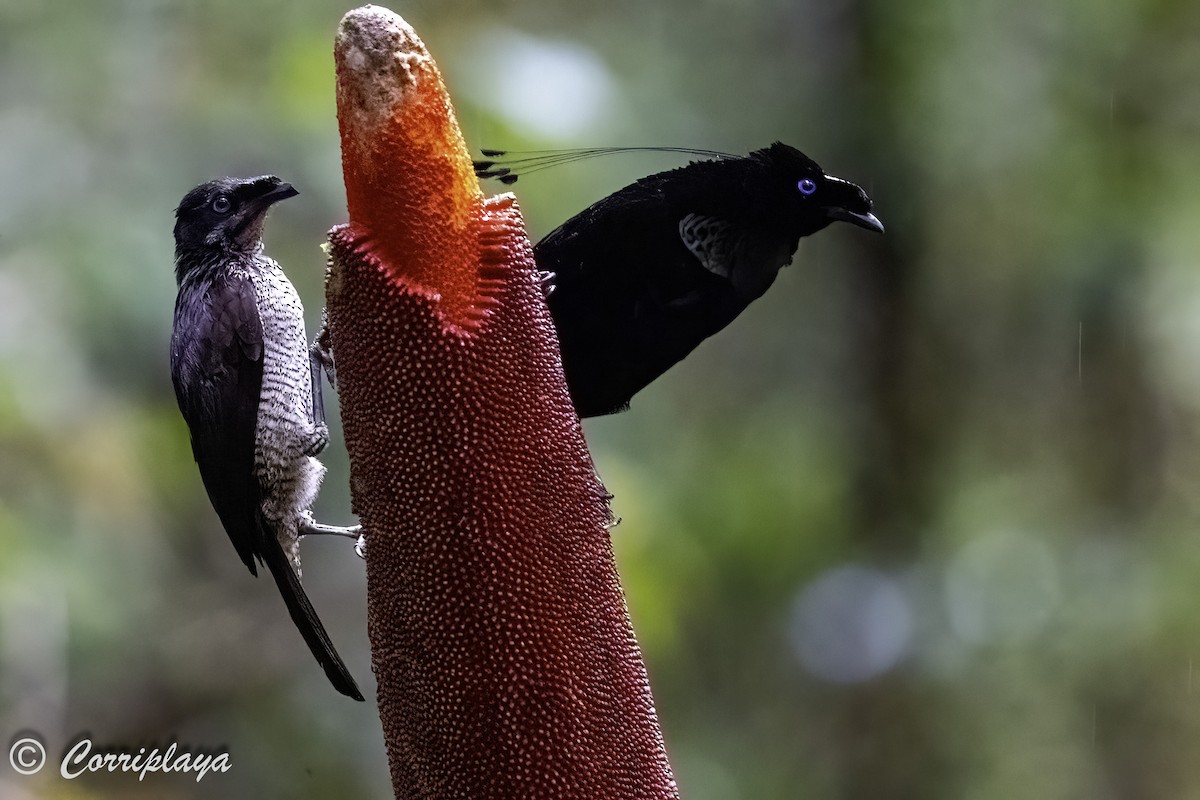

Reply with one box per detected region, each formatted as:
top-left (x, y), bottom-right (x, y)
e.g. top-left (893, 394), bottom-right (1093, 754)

top-left (3, 0), bottom-right (1200, 797)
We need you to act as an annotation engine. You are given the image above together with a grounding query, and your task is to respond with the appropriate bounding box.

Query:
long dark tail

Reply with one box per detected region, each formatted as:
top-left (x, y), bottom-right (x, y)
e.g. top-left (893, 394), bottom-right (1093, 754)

top-left (260, 531), bottom-right (365, 701)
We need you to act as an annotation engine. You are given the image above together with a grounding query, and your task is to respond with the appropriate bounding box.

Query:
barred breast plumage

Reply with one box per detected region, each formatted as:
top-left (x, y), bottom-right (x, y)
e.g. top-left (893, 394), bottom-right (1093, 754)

top-left (249, 256), bottom-right (325, 572)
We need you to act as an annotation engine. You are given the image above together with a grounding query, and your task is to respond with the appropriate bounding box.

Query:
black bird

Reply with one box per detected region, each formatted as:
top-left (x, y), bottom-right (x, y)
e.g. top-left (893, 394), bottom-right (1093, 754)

top-left (170, 176), bottom-right (364, 701)
top-left (476, 142), bottom-right (883, 417)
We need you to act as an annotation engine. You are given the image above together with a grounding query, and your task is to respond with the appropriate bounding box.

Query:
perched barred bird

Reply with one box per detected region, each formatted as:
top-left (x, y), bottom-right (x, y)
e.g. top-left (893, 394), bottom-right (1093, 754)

top-left (476, 143), bottom-right (884, 417)
top-left (170, 176), bottom-right (363, 701)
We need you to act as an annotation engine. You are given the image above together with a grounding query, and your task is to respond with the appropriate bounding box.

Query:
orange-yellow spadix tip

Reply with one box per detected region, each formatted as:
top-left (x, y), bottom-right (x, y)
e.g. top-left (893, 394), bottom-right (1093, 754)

top-left (334, 5), bottom-right (484, 326)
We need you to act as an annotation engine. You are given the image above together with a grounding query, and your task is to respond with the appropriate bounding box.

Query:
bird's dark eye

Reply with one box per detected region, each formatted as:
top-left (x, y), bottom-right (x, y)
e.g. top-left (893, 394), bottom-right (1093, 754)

top-left (211, 195), bottom-right (232, 214)
top-left (797, 178), bottom-right (817, 196)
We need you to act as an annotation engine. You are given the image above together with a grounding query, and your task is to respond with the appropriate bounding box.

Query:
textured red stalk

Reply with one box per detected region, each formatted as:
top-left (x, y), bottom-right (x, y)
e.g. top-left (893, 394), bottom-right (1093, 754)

top-left (327, 7), bottom-right (678, 798)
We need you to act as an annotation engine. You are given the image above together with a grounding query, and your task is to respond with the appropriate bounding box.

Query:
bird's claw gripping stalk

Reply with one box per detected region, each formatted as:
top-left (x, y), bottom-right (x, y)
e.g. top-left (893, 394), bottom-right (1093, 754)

top-left (299, 516), bottom-right (366, 560)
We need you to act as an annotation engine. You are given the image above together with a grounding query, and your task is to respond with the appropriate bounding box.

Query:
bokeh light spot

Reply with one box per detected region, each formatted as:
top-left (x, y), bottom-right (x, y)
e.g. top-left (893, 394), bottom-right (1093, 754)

top-left (457, 30), bottom-right (616, 139)
top-left (944, 530), bottom-right (1060, 645)
top-left (789, 565), bottom-right (914, 683)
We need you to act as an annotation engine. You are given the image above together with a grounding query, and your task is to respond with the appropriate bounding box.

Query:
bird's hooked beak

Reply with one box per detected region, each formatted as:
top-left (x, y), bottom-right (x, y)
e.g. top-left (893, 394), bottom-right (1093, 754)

top-left (247, 177), bottom-right (299, 208)
top-left (825, 206), bottom-right (885, 234)
top-left (819, 174), bottom-right (885, 234)
top-left (232, 177), bottom-right (298, 248)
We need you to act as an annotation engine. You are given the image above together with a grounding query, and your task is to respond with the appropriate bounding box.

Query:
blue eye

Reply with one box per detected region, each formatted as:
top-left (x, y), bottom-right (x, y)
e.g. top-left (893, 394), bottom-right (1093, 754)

top-left (798, 178), bottom-right (817, 196)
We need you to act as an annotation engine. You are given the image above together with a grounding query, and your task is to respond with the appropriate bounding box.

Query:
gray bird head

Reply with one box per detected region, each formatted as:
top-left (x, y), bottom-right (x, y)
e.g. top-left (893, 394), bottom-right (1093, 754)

top-left (174, 175), bottom-right (299, 264)
top-left (760, 143), bottom-right (884, 237)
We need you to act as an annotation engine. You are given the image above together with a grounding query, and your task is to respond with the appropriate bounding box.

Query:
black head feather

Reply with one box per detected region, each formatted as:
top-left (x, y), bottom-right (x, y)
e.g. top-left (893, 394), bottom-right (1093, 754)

top-left (750, 143), bottom-right (883, 235)
top-left (173, 176), bottom-right (299, 276)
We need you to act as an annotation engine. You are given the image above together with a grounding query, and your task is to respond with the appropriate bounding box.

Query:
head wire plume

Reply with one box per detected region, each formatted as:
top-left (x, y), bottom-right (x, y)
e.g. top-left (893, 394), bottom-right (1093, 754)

top-left (473, 146), bottom-right (736, 184)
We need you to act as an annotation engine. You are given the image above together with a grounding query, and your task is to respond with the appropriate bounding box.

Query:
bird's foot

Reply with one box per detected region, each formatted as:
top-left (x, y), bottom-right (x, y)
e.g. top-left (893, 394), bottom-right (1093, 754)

top-left (311, 311), bottom-right (338, 389)
top-left (538, 270), bottom-right (556, 299)
top-left (299, 518), bottom-right (366, 560)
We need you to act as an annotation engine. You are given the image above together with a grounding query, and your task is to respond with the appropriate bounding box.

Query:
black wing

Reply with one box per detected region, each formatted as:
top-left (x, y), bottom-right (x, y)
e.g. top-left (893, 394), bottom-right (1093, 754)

top-left (171, 272), bottom-right (265, 573)
top-left (171, 273), bottom-right (364, 701)
top-left (538, 159), bottom-right (782, 418)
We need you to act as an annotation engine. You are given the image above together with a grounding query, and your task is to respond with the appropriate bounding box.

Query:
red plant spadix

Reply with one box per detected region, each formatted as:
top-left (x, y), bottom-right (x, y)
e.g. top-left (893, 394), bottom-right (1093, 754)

top-left (326, 7), bottom-right (679, 798)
